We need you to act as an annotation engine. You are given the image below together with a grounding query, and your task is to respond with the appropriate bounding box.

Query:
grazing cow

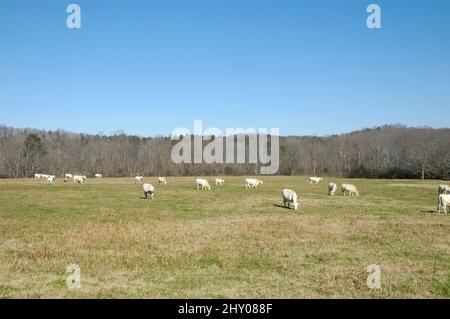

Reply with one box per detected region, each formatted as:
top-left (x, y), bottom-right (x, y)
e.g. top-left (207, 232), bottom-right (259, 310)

top-left (215, 178), bottom-right (225, 186)
top-left (135, 176), bottom-right (144, 183)
top-left (309, 177), bottom-right (323, 184)
top-left (438, 194), bottom-right (450, 213)
top-left (158, 177), bottom-right (167, 185)
top-left (65, 174), bottom-right (73, 180)
top-left (438, 184), bottom-right (450, 195)
top-left (282, 189), bottom-right (299, 210)
top-left (245, 178), bottom-right (263, 189)
top-left (73, 175), bottom-right (84, 185)
top-left (143, 183), bottom-right (155, 200)
top-left (196, 178), bottom-right (211, 190)
top-left (34, 174), bottom-right (42, 179)
top-left (341, 184), bottom-right (359, 196)
top-left (328, 183), bottom-right (337, 196)
top-left (47, 175), bottom-right (55, 184)
top-left (95, 174), bottom-right (102, 179)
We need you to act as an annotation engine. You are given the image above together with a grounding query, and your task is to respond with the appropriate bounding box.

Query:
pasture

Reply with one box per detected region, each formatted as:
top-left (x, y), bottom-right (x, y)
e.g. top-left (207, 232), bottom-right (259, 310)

top-left (0, 176), bottom-right (449, 298)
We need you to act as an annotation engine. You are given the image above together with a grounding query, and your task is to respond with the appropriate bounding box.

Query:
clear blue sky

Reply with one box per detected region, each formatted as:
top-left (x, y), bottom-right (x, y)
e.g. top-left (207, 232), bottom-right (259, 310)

top-left (1, 0), bottom-right (449, 136)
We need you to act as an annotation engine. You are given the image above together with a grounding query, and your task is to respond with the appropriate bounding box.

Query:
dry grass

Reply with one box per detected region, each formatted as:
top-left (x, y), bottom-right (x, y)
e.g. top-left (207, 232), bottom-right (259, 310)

top-left (0, 176), bottom-right (449, 298)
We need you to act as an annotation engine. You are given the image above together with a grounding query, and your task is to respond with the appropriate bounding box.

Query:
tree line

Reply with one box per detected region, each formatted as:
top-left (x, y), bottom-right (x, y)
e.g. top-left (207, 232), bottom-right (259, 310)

top-left (0, 124), bottom-right (449, 180)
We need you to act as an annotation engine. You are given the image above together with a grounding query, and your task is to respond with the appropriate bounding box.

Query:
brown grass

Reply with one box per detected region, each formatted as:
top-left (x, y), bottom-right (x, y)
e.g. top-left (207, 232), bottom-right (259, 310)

top-left (0, 176), bottom-right (449, 298)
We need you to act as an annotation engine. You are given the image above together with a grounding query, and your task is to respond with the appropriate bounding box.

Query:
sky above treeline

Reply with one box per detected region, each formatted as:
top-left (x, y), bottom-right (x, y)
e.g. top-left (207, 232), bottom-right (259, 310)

top-left (1, 0), bottom-right (449, 137)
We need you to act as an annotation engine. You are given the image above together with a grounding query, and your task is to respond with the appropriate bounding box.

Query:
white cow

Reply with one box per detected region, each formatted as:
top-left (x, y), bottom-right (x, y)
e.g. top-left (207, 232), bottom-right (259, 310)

top-left (47, 175), bottom-right (55, 184)
top-left (196, 178), bottom-right (211, 190)
top-left (328, 183), bottom-right (337, 196)
top-left (341, 184), bottom-right (359, 196)
top-left (73, 175), bottom-right (84, 185)
top-left (309, 177), bottom-right (323, 184)
top-left (282, 189), bottom-right (299, 210)
top-left (135, 176), bottom-right (144, 183)
top-left (245, 178), bottom-right (263, 189)
top-left (34, 173), bottom-right (42, 179)
top-left (158, 177), bottom-right (167, 185)
top-left (215, 178), bottom-right (225, 186)
top-left (65, 174), bottom-right (73, 180)
top-left (438, 194), bottom-right (450, 213)
top-left (143, 183), bottom-right (155, 200)
top-left (438, 184), bottom-right (450, 195)
top-left (95, 174), bottom-right (102, 179)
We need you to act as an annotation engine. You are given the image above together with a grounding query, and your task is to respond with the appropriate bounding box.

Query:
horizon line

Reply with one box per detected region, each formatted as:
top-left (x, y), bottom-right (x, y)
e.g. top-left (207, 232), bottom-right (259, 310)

top-left (2, 123), bottom-right (450, 139)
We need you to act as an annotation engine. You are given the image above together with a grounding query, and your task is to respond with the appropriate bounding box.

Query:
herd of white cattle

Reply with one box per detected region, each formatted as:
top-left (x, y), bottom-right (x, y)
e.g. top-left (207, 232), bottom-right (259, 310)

top-left (34, 173), bottom-right (103, 184)
top-left (33, 173), bottom-right (450, 213)
top-left (33, 173), bottom-right (56, 184)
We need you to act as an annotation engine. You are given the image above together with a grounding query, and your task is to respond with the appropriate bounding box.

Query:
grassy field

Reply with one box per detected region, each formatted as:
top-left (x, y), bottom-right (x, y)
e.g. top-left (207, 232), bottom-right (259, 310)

top-left (0, 176), bottom-right (449, 298)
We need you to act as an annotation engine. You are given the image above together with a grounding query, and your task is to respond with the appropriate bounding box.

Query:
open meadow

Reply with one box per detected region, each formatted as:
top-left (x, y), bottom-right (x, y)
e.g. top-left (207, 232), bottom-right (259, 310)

top-left (0, 176), bottom-right (449, 298)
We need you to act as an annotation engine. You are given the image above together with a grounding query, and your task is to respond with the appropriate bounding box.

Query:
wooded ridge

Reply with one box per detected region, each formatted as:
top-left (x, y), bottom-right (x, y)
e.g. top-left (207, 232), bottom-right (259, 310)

top-left (1, 124), bottom-right (449, 180)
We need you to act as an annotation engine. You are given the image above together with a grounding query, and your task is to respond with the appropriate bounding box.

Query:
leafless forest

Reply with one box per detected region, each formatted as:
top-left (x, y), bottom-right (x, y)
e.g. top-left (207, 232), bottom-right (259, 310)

top-left (0, 124), bottom-right (449, 180)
